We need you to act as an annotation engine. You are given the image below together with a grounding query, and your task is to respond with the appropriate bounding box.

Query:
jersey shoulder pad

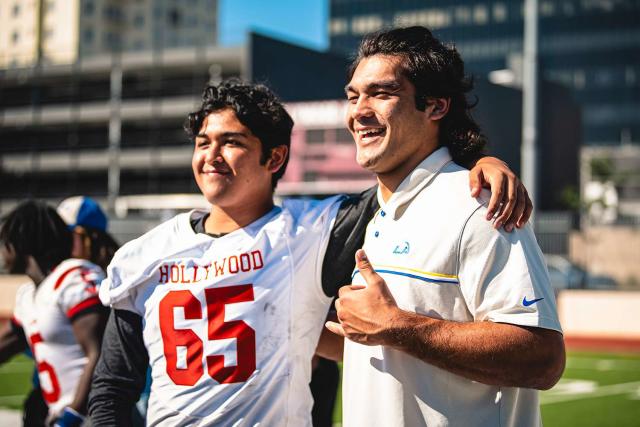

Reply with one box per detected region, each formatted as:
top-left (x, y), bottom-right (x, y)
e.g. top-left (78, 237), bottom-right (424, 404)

top-left (12, 281), bottom-right (35, 326)
top-left (51, 259), bottom-right (104, 291)
top-left (51, 259), bottom-right (105, 315)
top-left (100, 212), bottom-right (191, 307)
top-left (281, 195), bottom-right (344, 230)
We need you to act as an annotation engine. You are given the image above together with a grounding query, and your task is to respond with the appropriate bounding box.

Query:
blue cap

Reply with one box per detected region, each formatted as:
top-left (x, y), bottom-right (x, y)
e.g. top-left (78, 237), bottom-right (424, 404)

top-left (57, 196), bottom-right (108, 232)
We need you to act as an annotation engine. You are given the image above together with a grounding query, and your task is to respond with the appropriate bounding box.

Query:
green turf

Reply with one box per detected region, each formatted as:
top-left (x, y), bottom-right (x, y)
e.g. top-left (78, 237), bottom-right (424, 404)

top-left (0, 354), bottom-right (34, 410)
top-left (541, 351), bottom-right (640, 427)
top-left (2, 351), bottom-right (639, 426)
top-left (332, 351), bottom-right (640, 426)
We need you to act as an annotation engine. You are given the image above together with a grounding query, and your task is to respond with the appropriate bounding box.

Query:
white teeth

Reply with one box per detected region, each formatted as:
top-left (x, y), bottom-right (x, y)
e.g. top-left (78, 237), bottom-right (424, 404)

top-left (357, 128), bottom-right (384, 137)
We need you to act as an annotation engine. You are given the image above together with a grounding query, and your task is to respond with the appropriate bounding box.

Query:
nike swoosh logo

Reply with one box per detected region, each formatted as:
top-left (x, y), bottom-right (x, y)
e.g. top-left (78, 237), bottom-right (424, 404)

top-left (522, 296), bottom-right (544, 307)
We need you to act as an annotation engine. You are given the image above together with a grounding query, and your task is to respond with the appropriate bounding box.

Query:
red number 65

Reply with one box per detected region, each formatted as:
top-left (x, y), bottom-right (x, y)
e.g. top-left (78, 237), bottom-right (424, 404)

top-left (159, 284), bottom-right (256, 386)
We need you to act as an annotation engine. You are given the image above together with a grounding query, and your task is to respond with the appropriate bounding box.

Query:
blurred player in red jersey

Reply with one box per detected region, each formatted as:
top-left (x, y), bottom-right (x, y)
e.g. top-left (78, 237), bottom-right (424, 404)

top-left (0, 201), bottom-right (108, 427)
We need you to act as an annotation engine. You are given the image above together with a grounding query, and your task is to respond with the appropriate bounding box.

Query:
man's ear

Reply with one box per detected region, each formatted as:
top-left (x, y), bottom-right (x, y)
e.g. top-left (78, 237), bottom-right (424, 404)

top-left (266, 145), bottom-right (289, 174)
top-left (427, 98), bottom-right (450, 121)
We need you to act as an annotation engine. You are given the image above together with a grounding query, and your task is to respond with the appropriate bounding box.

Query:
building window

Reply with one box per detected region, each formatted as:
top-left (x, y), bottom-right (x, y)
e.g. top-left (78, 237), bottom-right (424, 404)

top-left (12, 31), bottom-right (19, 43)
top-left (473, 4), bottom-right (489, 25)
top-left (168, 9), bottom-right (182, 27)
top-left (83, 28), bottom-right (94, 43)
top-left (419, 9), bottom-right (451, 29)
top-left (329, 18), bottom-right (348, 35)
top-left (562, 2), bottom-right (575, 15)
top-left (493, 3), bottom-right (507, 22)
top-left (12, 4), bottom-right (20, 16)
top-left (625, 67), bottom-right (636, 86)
top-left (455, 6), bottom-right (471, 24)
top-left (573, 69), bottom-right (586, 90)
top-left (540, 1), bottom-right (556, 16)
top-left (134, 13), bottom-right (144, 27)
top-left (351, 14), bottom-right (383, 35)
top-left (84, 1), bottom-right (94, 15)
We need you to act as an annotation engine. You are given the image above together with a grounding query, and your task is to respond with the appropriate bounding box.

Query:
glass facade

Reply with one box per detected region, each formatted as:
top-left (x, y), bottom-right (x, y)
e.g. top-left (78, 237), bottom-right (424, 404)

top-left (329, 0), bottom-right (640, 146)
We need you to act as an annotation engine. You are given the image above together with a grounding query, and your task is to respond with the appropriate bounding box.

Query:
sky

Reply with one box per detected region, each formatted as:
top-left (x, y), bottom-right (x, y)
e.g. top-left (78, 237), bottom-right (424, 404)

top-left (219, 0), bottom-right (329, 51)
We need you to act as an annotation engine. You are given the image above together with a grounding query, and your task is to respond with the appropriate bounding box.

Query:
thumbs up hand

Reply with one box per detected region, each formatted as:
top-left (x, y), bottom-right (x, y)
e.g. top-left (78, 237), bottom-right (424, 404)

top-left (325, 249), bottom-right (400, 346)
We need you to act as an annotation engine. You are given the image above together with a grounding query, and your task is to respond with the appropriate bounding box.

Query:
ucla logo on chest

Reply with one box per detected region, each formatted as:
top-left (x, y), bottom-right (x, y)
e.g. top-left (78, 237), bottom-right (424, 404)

top-left (393, 241), bottom-right (410, 255)
top-left (157, 250), bottom-right (264, 284)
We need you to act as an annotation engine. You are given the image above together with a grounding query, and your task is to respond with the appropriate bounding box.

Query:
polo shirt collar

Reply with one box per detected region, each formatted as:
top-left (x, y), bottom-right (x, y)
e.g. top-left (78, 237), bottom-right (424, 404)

top-left (377, 146), bottom-right (452, 220)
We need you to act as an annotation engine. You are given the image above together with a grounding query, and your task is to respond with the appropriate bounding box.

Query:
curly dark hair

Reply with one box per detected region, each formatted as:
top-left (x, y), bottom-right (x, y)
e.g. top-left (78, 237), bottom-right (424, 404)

top-left (348, 26), bottom-right (487, 166)
top-left (184, 79), bottom-right (294, 188)
top-left (0, 200), bottom-right (72, 275)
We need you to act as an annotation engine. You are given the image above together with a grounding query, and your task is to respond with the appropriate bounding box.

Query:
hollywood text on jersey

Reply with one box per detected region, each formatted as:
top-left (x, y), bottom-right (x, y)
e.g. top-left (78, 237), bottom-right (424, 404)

top-left (157, 250), bottom-right (264, 284)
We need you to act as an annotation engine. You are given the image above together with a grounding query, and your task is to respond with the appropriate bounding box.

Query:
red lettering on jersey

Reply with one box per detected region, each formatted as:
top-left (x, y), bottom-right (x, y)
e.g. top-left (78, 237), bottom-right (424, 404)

top-left (180, 265), bottom-right (190, 284)
top-left (192, 265), bottom-right (199, 282)
top-left (28, 333), bottom-right (61, 403)
top-left (159, 265), bottom-right (169, 284)
top-left (239, 253), bottom-right (251, 272)
top-left (203, 264), bottom-right (212, 280)
top-left (228, 256), bottom-right (239, 274)
top-left (205, 285), bottom-right (256, 384)
top-left (213, 259), bottom-right (226, 276)
top-left (170, 265), bottom-right (180, 283)
top-left (251, 251), bottom-right (264, 269)
top-left (159, 290), bottom-right (204, 386)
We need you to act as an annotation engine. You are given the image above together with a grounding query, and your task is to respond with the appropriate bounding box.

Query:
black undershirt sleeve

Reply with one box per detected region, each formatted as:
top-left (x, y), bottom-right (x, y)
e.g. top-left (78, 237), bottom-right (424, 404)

top-left (9, 318), bottom-right (27, 345)
top-left (88, 309), bottom-right (148, 427)
top-left (321, 186), bottom-right (380, 298)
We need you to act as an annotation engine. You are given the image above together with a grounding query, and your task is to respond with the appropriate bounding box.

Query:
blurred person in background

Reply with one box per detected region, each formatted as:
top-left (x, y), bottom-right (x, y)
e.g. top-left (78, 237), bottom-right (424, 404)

top-left (0, 201), bottom-right (109, 427)
top-left (57, 196), bottom-right (120, 271)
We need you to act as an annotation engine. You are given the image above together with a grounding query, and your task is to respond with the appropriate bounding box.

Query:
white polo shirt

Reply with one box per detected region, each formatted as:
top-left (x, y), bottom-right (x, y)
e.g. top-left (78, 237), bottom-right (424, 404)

top-left (342, 147), bottom-right (562, 427)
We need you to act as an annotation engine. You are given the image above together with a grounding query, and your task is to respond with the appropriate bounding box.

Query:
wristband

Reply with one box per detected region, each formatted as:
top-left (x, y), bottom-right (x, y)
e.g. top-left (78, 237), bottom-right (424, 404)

top-left (53, 407), bottom-right (85, 427)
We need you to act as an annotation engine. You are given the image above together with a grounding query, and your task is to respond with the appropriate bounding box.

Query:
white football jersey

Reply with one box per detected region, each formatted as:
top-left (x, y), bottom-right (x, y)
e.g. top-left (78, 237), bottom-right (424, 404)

top-left (100, 197), bottom-right (342, 426)
top-left (12, 259), bottom-right (105, 415)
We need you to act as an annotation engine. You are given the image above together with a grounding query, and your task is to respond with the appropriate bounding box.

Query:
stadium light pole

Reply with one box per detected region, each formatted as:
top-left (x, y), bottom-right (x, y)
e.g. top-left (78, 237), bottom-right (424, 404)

top-left (108, 58), bottom-right (122, 215)
top-left (522, 0), bottom-right (539, 224)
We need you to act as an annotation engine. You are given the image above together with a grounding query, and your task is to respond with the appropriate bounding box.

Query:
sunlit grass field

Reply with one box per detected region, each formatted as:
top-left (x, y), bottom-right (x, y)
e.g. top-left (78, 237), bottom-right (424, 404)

top-left (1, 351), bottom-right (639, 426)
top-left (333, 350), bottom-right (640, 426)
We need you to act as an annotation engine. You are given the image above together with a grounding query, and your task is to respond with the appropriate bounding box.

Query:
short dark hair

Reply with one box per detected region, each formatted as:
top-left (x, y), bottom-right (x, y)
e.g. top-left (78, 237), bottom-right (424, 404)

top-left (184, 79), bottom-right (294, 188)
top-left (0, 200), bottom-right (72, 275)
top-left (349, 26), bottom-right (486, 166)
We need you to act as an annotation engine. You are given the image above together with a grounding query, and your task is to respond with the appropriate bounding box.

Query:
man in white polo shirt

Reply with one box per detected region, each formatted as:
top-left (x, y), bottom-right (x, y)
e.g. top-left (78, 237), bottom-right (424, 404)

top-left (326, 27), bottom-right (565, 426)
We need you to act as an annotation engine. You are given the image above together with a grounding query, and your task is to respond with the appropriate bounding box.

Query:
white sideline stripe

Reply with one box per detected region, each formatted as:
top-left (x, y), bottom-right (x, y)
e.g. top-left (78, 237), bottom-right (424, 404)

top-left (542, 381), bottom-right (640, 405)
top-left (0, 409), bottom-right (20, 427)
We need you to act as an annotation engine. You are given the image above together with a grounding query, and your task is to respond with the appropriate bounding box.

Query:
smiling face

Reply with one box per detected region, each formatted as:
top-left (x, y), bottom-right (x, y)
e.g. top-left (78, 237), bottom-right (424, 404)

top-left (192, 108), bottom-right (277, 210)
top-left (345, 54), bottom-right (442, 188)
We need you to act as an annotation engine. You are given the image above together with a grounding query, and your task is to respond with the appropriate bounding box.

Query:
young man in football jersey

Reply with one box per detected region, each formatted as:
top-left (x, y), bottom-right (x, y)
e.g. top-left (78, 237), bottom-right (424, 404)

top-left (0, 201), bottom-right (108, 427)
top-left (88, 79), bottom-right (532, 426)
top-left (325, 27), bottom-right (565, 426)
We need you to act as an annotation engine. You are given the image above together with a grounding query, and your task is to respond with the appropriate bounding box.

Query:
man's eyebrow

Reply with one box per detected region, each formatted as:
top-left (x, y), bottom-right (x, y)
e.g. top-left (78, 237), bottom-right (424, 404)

top-left (221, 132), bottom-right (248, 138)
top-left (345, 81), bottom-right (401, 94)
top-left (195, 132), bottom-right (248, 139)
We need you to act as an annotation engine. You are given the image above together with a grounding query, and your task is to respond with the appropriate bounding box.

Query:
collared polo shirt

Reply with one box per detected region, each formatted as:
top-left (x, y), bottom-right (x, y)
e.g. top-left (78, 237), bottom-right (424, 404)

top-left (342, 147), bottom-right (562, 427)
